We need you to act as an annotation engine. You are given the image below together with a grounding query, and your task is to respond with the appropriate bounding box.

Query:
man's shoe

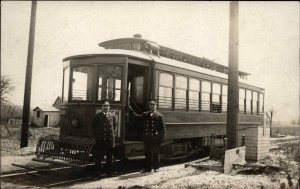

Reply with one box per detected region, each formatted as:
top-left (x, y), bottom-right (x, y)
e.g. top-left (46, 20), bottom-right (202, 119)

top-left (154, 169), bottom-right (159, 172)
top-left (140, 169), bottom-right (151, 173)
top-left (95, 172), bottom-right (103, 178)
top-left (107, 172), bottom-right (114, 177)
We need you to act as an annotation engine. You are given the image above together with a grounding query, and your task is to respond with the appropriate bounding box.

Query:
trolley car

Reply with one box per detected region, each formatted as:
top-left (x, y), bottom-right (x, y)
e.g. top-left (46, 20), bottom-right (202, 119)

top-left (35, 34), bottom-right (264, 166)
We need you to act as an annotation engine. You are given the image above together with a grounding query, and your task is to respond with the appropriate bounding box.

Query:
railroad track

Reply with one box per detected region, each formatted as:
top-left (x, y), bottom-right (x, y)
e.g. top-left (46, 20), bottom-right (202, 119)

top-left (1, 170), bottom-right (38, 178)
top-left (1, 158), bottom-right (147, 188)
top-left (1, 166), bottom-right (108, 188)
top-left (1, 154), bottom-right (202, 188)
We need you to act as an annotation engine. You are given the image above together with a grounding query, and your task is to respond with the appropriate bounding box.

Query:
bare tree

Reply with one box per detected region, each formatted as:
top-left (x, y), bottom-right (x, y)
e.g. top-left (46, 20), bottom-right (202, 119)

top-left (1, 75), bottom-right (14, 103)
top-left (265, 108), bottom-right (278, 137)
top-left (1, 102), bottom-right (22, 137)
top-left (1, 103), bottom-right (22, 121)
top-left (0, 75), bottom-right (17, 137)
top-left (1, 103), bottom-right (15, 137)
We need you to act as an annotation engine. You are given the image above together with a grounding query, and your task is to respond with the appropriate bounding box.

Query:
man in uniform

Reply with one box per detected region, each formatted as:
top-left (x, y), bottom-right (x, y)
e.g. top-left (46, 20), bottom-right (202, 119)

top-left (129, 100), bottom-right (166, 172)
top-left (92, 101), bottom-right (117, 176)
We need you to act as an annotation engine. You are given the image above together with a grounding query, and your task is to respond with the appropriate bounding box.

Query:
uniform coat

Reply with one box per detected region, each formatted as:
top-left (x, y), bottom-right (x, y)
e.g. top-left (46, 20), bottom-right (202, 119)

top-left (141, 111), bottom-right (166, 145)
top-left (92, 111), bottom-right (117, 149)
top-left (141, 110), bottom-right (166, 171)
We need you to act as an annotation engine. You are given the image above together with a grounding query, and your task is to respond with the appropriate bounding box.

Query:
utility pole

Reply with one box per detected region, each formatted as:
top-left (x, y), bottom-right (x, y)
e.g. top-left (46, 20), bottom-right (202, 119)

top-left (226, 1), bottom-right (239, 149)
top-left (21, 1), bottom-right (37, 148)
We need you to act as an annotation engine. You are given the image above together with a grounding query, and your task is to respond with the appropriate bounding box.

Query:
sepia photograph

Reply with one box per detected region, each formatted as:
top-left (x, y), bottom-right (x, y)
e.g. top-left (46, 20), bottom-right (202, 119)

top-left (1, 1), bottom-right (299, 188)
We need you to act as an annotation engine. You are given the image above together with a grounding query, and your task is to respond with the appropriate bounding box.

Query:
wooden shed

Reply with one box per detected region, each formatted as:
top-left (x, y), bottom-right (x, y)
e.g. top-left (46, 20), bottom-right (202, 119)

top-left (32, 97), bottom-right (61, 127)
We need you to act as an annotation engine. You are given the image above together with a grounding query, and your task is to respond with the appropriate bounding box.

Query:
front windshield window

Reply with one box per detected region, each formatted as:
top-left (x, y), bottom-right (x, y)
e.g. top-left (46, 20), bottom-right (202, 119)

top-left (71, 66), bottom-right (94, 101)
top-left (63, 67), bottom-right (70, 103)
top-left (98, 65), bottom-right (122, 101)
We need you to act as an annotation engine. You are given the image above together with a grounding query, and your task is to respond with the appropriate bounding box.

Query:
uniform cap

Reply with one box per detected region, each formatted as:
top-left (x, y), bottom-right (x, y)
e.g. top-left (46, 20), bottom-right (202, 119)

top-left (149, 100), bottom-right (157, 105)
top-left (103, 101), bottom-right (110, 106)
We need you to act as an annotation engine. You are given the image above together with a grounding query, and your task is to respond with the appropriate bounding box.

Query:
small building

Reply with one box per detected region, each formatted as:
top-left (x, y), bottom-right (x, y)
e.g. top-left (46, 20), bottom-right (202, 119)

top-left (238, 126), bottom-right (270, 161)
top-left (32, 97), bottom-right (62, 127)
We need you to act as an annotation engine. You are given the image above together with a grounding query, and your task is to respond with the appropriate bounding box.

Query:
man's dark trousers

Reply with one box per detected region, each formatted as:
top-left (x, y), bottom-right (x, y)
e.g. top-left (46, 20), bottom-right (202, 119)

top-left (144, 136), bottom-right (160, 171)
top-left (95, 139), bottom-right (114, 174)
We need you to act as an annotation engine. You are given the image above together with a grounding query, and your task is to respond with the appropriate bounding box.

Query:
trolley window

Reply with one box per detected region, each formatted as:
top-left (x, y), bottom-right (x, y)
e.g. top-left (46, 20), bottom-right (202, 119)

top-left (201, 81), bottom-right (211, 111)
top-left (158, 73), bottom-right (173, 109)
top-left (63, 67), bottom-right (70, 102)
top-left (97, 65), bottom-right (122, 101)
top-left (175, 75), bottom-right (187, 109)
top-left (71, 66), bottom-right (94, 101)
top-left (259, 93), bottom-right (264, 113)
top-left (189, 78), bottom-right (200, 110)
top-left (222, 84), bottom-right (228, 112)
top-left (246, 90), bottom-right (252, 114)
top-left (253, 91), bottom-right (258, 114)
top-left (212, 83), bottom-right (221, 113)
top-left (239, 88), bottom-right (246, 113)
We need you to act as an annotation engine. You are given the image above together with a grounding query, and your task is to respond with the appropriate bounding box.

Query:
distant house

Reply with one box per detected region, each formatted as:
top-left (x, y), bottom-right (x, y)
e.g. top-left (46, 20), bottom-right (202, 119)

top-left (32, 97), bottom-right (62, 127)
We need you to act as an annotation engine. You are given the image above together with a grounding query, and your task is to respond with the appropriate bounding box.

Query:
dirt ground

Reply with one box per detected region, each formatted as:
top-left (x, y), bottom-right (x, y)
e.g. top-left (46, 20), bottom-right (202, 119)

top-left (1, 124), bottom-right (59, 156)
top-left (69, 143), bottom-right (300, 189)
top-left (1, 124), bottom-right (299, 189)
top-left (69, 166), bottom-right (290, 189)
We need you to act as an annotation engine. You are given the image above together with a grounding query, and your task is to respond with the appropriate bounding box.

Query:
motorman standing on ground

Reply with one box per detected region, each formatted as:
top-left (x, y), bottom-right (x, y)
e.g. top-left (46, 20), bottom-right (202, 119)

top-left (129, 100), bottom-right (166, 172)
top-left (92, 101), bottom-right (117, 176)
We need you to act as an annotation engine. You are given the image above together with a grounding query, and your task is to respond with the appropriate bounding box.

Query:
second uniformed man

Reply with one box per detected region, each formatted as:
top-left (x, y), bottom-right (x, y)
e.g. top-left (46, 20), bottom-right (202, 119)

top-left (130, 100), bottom-right (166, 172)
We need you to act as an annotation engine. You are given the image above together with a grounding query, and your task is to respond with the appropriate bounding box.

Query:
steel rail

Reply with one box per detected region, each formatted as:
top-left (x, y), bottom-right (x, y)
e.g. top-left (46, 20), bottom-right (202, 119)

top-left (1, 165), bottom-right (71, 178)
top-left (1, 170), bottom-right (37, 178)
top-left (40, 175), bottom-right (96, 188)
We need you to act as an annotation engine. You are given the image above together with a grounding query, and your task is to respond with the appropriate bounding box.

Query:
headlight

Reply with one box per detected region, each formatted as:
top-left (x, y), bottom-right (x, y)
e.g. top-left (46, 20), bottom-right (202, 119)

top-left (71, 117), bottom-right (80, 128)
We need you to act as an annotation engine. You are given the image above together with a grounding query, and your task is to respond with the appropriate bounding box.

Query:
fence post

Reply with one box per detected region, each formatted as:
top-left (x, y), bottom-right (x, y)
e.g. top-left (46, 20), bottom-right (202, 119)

top-left (222, 137), bottom-right (228, 165)
top-left (223, 137), bottom-right (228, 151)
top-left (242, 135), bottom-right (245, 146)
top-left (209, 133), bottom-right (215, 158)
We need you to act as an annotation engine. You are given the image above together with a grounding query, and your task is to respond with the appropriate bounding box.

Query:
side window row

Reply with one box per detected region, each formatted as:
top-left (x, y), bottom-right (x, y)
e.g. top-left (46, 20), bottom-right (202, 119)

top-left (158, 72), bottom-right (264, 114)
top-left (239, 88), bottom-right (264, 114)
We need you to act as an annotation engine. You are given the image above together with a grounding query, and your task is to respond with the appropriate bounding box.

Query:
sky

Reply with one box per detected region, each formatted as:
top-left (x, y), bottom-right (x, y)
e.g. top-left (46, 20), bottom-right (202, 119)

top-left (1, 1), bottom-right (299, 123)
